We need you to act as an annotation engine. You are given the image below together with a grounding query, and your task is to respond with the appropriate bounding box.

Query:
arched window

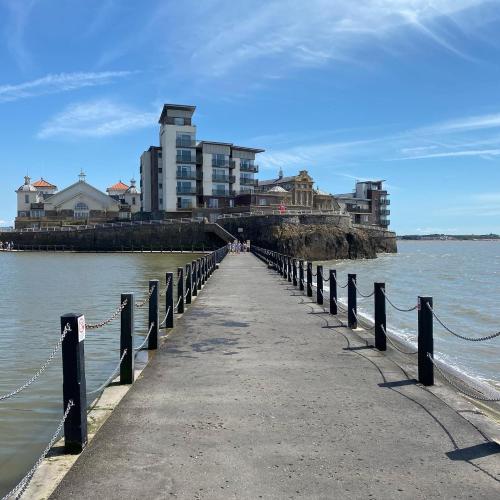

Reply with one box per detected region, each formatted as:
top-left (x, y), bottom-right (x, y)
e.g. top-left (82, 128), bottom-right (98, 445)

top-left (74, 202), bottom-right (89, 219)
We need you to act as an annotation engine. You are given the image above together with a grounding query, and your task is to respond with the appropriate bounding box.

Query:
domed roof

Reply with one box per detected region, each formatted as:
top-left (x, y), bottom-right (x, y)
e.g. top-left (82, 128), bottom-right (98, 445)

top-left (17, 176), bottom-right (37, 192)
top-left (268, 186), bottom-right (288, 193)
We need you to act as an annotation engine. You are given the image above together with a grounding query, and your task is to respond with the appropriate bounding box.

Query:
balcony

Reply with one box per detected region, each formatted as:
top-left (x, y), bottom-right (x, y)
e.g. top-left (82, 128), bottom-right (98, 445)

top-left (212, 159), bottom-right (229, 168)
top-left (240, 163), bottom-right (259, 173)
top-left (176, 155), bottom-right (196, 164)
top-left (380, 198), bottom-right (391, 205)
top-left (212, 189), bottom-right (235, 197)
top-left (176, 171), bottom-right (196, 180)
top-left (240, 177), bottom-right (257, 186)
top-left (239, 186), bottom-right (253, 194)
top-left (176, 186), bottom-right (197, 195)
top-left (177, 202), bottom-right (193, 210)
top-left (347, 206), bottom-right (371, 214)
top-left (175, 139), bottom-right (196, 148)
top-left (212, 174), bottom-right (236, 183)
top-left (380, 209), bottom-right (390, 216)
top-left (381, 219), bottom-right (390, 226)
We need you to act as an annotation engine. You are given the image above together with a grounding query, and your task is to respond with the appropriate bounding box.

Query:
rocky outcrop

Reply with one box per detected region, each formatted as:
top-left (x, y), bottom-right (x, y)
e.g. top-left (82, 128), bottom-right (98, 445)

top-left (250, 224), bottom-right (396, 260)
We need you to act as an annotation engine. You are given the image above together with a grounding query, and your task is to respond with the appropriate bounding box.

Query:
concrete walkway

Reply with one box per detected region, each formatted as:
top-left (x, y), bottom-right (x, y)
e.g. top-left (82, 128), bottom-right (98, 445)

top-left (51, 253), bottom-right (499, 499)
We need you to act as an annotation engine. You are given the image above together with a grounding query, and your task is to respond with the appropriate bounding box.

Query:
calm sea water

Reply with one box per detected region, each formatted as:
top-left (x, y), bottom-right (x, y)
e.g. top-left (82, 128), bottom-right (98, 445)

top-left (0, 252), bottom-right (201, 495)
top-left (317, 240), bottom-right (500, 385)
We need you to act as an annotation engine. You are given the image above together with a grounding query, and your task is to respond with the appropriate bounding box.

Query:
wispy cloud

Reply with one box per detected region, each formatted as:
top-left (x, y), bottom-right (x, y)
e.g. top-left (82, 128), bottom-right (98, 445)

top-left (37, 99), bottom-right (157, 139)
top-left (0, 71), bottom-right (133, 103)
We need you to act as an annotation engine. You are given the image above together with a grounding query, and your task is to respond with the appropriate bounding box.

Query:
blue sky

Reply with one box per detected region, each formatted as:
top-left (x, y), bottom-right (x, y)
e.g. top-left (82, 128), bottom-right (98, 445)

top-left (1, 0), bottom-right (500, 234)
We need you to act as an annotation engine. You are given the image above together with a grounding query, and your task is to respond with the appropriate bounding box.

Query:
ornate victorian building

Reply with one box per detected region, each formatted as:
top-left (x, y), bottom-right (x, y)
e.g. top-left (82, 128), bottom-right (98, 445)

top-left (15, 172), bottom-right (140, 229)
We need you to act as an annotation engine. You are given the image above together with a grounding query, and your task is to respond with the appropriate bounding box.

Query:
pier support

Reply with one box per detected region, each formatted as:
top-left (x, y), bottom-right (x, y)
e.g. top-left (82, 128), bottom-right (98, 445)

top-left (348, 274), bottom-right (357, 329)
top-left (148, 280), bottom-right (159, 350)
top-left (418, 296), bottom-right (434, 386)
top-left (374, 282), bottom-right (386, 351)
top-left (165, 272), bottom-right (174, 328)
top-left (317, 265), bottom-right (323, 305)
top-left (329, 270), bottom-right (337, 315)
top-left (61, 313), bottom-right (87, 454)
top-left (120, 293), bottom-right (134, 384)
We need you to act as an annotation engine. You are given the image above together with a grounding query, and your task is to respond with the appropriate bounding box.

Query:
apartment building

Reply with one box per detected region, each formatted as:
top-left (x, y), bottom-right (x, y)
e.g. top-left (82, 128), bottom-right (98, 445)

top-left (335, 180), bottom-right (390, 227)
top-left (140, 104), bottom-right (264, 216)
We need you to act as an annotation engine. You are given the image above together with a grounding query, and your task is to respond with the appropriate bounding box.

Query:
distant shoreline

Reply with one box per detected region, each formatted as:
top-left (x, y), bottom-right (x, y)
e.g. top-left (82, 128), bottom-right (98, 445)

top-left (399, 234), bottom-right (499, 241)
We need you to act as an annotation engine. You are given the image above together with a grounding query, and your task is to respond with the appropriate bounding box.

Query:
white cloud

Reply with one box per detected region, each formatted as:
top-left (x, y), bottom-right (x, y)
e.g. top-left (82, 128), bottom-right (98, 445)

top-left (162, 0), bottom-right (491, 78)
top-left (37, 100), bottom-right (157, 139)
top-left (0, 71), bottom-right (133, 103)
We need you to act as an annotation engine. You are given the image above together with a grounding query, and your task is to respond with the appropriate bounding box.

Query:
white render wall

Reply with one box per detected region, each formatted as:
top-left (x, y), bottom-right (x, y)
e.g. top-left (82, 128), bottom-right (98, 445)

top-left (140, 150), bottom-right (152, 212)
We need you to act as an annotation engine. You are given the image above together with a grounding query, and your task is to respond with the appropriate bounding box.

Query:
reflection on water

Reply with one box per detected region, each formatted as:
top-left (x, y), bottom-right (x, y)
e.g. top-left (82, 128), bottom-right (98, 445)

top-left (316, 240), bottom-right (500, 384)
top-left (0, 252), bottom-right (201, 495)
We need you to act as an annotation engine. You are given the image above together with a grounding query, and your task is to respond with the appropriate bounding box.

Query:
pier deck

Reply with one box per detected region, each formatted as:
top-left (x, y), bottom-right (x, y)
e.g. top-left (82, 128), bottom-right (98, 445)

top-left (51, 253), bottom-right (499, 499)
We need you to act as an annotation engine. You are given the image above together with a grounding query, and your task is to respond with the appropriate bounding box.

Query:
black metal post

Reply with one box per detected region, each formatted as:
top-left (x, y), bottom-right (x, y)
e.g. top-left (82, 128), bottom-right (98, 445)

top-left (120, 292), bottom-right (134, 384)
top-left (288, 257), bottom-right (292, 282)
top-left (292, 258), bottom-right (297, 286)
top-left (197, 258), bottom-right (202, 289)
top-left (299, 260), bottom-right (304, 291)
top-left (348, 274), bottom-right (357, 329)
top-left (201, 257), bottom-right (206, 285)
top-left (148, 279), bottom-right (159, 350)
top-left (177, 267), bottom-right (184, 314)
top-left (165, 272), bottom-right (174, 328)
top-left (192, 260), bottom-right (198, 296)
top-left (317, 265), bottom-right (323, 305)
top-left (61, 313), bottom-right (87, 453)
top-left (329, 269), bottom-right (337, 315)
top-left (185, 263), bottom-right (192, 304)
top-left (307, 262), bottom-right (313, 297)
top-left (374, 282), bottom-right (386, 351)
top-left (418, 296), bottom-right (434, 386)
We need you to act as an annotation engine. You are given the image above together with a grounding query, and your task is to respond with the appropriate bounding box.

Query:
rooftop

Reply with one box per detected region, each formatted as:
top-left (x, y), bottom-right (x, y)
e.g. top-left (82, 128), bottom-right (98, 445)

top-left (107, 181), bottom-right (130, 192)
top-left (33, 178), bottom-right (56, 188)
top-left (159, 104), bottom-right (196, 124)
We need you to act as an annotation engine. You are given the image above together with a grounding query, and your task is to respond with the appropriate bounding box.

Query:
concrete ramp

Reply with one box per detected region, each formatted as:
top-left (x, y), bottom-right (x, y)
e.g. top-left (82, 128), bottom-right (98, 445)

top-left (204, 222), bottom-right (235, 243)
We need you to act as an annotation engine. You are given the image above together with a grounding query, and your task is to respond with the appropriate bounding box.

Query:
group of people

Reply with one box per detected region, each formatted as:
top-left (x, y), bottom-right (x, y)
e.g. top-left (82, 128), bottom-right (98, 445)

top-left (0, 241), bottom-right (14, 251)
top-left (228, 240), bottom-right (248, 254)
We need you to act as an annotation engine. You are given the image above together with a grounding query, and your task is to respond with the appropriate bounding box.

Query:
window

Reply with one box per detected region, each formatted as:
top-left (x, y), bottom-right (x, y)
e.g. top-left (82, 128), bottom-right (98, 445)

top-left (159, 198), bottom-right (163, 205)
top-left (74, 202), bottom-right (89, 220)
top-left (159, 183), bottom-right (163, 190)
top-left (30, 209), bottom-right (44, 218)
top-left (177, 149), bottom-right (193, 162)
top-left (177, 165), bottom-right (193, 178)
top-left (177, 197), bottom-right (192, 209)
top-left (174, 117), bottom-right (185, 125)
top-left (25, 194), bottom-right (29, 204)
top-left (258, 199), bottom-right (268, 206)
top-left (208, 198), bottom-right (219, 208)
top-left (132, 197), bottom-right (136, 205)
top-left (229, 199), bottom-right (234, 208)
top-left (158, 167), bottom-right (163, 173)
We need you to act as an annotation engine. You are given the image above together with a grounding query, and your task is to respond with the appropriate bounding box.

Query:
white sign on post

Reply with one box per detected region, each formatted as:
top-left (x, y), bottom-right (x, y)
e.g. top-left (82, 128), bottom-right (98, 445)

top-left (78, 315), bottom-right (86, 342)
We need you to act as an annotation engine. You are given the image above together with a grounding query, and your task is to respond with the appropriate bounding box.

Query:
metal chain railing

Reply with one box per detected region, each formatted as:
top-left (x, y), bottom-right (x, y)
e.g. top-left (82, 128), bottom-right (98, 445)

top-left (333, 297), bottom-right (347, 313)
top-left (134, 323), bottom-right (155, 352)
top-left (135, 285), bottom-right (155, 309)
top-left (351, 309), bottom-right (375, 331)
top-left (85, 299), bottom-right (128, 330)
top-left (381, 289), bottom-right (417, 312)
top-left (427, 354), bottom-right (500, 401)
top-left (319, 269), bottom-right (330, 282)
top-left (159, 276), bottom-right (172, 297)
top-left (427, 304), bottom-right (500, 342)
top-left (381, 325), bottom-right (418, 355)
top-left (159, 306), bottom-right (172, 328)
top-left (352, 280), bottom-right (374, 298)
top-left (0, 324), bottom-right (71, 402)
top-left (87, 350), bottom-right (128, 399)
top-left (175, 296), bottom-right (182, 312)
top-left (1, 400), bottom-right (74, 500)
top-left (333, 275), bottom-right (348, 288)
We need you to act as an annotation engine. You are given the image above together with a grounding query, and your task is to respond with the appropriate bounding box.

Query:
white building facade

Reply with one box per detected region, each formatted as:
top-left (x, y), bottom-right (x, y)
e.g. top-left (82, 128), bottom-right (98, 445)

top-left (140, 104), bottom-right (263, 216)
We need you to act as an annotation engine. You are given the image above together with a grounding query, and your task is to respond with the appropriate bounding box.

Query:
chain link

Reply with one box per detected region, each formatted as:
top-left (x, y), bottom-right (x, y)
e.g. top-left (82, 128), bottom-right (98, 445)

top-left (427, 304), bottom-right (500, 342)
top-left (159, 306), bottom-right (172, 328)
top-left (87, 350), bottom-right (128, 398)
top-left (1, 401), bottom-right (74, 500)
top-left (135, 285), bottom-right (155, 309)
top-left (85, 298), bottom-right (128, 330)
top-left (333, 275), bottom-right (348, 288)
top-left (381, 289), bottom-right (417, 312)
top-left (353, 280), bottom-right (375, 298)
top-left (381, 325), bottom-right (418, 355)
top-left (0, 324), bottom-right (71, 401)
top-left (351, 309), bottom-right (376, 331)
top-left (135, 323), bottom-right (155, 352)
top-left (159, 276), bottom-right (172, 297)
top-left (333, 297), bottom-right (347, 312)
top-left (428, 354), bottom-right (500, 401)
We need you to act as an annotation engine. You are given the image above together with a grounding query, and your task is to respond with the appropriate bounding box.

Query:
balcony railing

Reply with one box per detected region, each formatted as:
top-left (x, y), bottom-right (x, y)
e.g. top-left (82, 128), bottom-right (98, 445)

top-left (240, 164), bottom-right (259, 173)
top-left (212, 174), bottom-right (236, 183)
top-left (240, 177), bottom-right (258, 186)
top-left (347, 206), bottom-right (371, 214)
top-left (176, 187), bottom-right (197, 195)
top-left (177, 202), bottom-right (193, 210)
top-left (380, 209), bottom-right (390, 215)
top-left (176, 171), bottom-right (196, 180)
top-left (380, 198), bottom-right (391, 205)
top-left (381, 219), bottom-right (390, 226)
top-left (175, 139), bottom-right (196, 148)
top-left (176, 155), bottom-right (196, 164)
top-left (212, 159), bottom-right (229, 168)
top-left (212, 189), bottom-right (235, 197)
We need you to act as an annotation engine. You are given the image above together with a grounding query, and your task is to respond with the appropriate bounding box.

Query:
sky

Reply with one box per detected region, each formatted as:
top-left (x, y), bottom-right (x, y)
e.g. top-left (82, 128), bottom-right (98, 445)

top-left (1, 0), bottom-right (500, 234)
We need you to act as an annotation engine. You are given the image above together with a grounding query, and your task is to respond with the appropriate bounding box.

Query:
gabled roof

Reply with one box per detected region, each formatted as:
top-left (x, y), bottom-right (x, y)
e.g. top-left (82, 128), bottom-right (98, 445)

top-left (269, 186), bottom-right (288, 193)
top-left (107, 181), bottom-right (129, 192)
top-left (259, 176), bottom-right (296, 186)
top-left (33, 178), bottom-right (56, 188)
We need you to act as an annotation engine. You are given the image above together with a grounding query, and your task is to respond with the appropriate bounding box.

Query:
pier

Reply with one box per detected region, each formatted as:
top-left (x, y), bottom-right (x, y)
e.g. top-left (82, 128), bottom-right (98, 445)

top-left (2, 249), bottom-right (500, 498)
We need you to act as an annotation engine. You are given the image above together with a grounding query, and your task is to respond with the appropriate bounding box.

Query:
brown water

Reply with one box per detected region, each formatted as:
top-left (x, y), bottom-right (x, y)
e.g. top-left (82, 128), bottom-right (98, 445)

top-left (0, 251), bottom-right (202, 495)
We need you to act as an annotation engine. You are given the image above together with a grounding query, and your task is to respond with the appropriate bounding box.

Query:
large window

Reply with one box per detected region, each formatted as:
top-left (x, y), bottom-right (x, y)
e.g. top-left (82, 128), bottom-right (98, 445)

top-left (208, 198), bottom-right (219, 208)
top-left (176, 149), bottom-right (193, 162)
top-left (74, 202), bottom-right (89, 220)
